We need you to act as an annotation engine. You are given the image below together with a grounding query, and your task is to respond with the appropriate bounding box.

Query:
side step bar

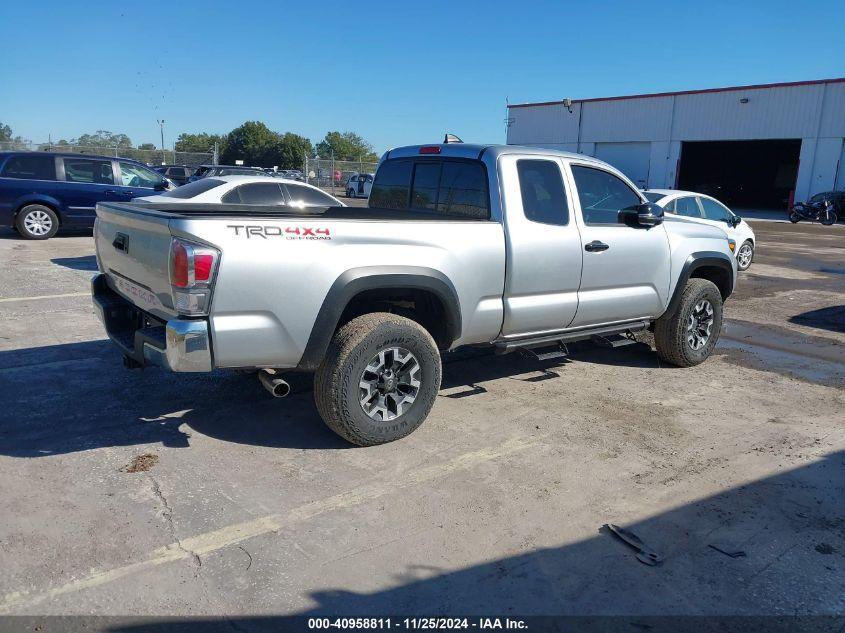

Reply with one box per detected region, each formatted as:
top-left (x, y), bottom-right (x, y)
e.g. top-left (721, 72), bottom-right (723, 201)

top-left (495, 321), bottom-right (650, 355)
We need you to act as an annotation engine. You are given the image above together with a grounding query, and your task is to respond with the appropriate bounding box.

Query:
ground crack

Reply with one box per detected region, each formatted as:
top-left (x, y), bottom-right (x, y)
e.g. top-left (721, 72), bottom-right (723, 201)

top-left (147, 474), bottom-right (202, 571)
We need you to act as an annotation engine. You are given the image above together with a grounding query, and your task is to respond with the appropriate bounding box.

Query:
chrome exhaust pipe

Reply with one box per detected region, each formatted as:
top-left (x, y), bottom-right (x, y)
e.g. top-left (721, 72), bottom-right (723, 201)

top-left (258, 369), bottom-right (290, 398)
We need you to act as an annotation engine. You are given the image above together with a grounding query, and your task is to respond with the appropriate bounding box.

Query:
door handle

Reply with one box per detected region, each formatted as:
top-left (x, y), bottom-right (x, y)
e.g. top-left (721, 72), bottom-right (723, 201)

top-left (585, 240), bottom-right (610, 252)
top-left (104, 189), bottom-right (117, 195)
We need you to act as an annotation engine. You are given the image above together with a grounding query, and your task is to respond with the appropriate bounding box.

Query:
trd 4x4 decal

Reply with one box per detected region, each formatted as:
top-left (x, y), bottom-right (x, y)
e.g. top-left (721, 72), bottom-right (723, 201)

top-left (227, 225), bottom-right (332, 240)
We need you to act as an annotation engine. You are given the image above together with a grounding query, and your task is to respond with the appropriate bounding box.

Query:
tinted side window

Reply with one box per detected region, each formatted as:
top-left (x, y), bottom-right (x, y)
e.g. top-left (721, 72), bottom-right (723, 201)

top-left (411, 162), bottom-right (440, 211)
top-left (570, 165), bottom-right (641, 225)
top-left (236, 183), bottom-right (285, 205)
top-left (437, 162), bottom-right (489, 219)
top-left (674, 197), bottom-right (702, 218)
top-left (63, 158), bottom-right (114, 184)
top-left (662, 199), bottom-right (676, 213)
top-left (516, 159), bottom-right (568, 225)
top-left (118, 161), bottom-right (161, 188)
top-left (284, 184), bottom-right (338, 206)
top-left (699, 197), bottom-right (731, 221)
top-left (370, 159), bottom-right (412, 209)
top-left (1, 155), bottom-right (57, 180)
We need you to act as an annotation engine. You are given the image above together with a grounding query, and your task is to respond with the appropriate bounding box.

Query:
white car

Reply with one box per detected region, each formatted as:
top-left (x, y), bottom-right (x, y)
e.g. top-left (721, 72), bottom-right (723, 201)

top-left (345, 173), bottom-right (374, 199)
top-left (643, 189), bottom-right (756, 271)
top-left (135, 175), bottom-right (344, 208)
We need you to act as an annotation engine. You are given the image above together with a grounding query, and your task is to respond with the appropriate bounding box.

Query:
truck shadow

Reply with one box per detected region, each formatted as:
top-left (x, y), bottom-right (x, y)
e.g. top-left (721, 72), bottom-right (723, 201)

top-left (789, 305), bottom-right (845, 334)
top-left (103, 450), bottom-right (845, 626)
top-left (0, 337), bottom-right (668, 458)
top-left (50, 255), bottom-right (99, 271)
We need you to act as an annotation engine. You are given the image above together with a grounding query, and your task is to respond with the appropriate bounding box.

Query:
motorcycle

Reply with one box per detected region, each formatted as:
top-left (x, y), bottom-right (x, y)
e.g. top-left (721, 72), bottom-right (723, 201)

top-left (789, 198), bottom-right (838, 226)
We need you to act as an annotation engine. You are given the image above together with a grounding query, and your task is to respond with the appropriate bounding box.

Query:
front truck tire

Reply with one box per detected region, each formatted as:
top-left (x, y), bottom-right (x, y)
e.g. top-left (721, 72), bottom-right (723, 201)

top-left (314, 312), bottom-right (442, 446)
top-left (654, 278), bottom-right (724, 367)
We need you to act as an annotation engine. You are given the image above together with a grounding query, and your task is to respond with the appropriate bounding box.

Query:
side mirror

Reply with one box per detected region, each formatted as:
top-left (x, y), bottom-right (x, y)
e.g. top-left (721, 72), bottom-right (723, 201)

top-left (154, 180), bottom-right (168, 191)
top-left (731, 216), bottom-right (742, 227)
top-left (636, 202), bottom-right (664, 227)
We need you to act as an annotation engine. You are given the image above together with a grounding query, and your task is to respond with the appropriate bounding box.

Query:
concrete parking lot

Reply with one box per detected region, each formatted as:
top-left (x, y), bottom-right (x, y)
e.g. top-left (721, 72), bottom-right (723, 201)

top-left (0, 219), bottom-right (843, 619)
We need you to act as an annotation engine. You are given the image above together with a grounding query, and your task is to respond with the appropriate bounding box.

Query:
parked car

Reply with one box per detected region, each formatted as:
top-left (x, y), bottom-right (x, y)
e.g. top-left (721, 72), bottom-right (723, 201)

top-left (644, 189), bottom-right (756, 271)
top-left (188, 165), bottom-right (270, 182)
top-left (346, 172), bottom-right (374, 198)
top-left (272, 169), bottom-right (305, 182)
top-left (153, 164), bottom-right (192, 186)
top-left (92, 142), bottom-right (736, 446)
top-left (0, 151), bottom-right (171, 239)
top-left (134, 175), bottom-right (344, 207)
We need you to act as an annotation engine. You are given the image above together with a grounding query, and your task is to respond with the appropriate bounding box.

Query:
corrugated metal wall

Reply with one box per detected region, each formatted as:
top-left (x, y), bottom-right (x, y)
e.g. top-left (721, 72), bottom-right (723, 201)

top-left (506, 80), bottom-right (845, 201)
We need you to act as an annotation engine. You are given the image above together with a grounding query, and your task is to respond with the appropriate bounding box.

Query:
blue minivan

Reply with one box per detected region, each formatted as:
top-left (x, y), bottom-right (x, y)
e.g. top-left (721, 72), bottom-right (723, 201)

top-left (0, 152), bottom-right (171, 239)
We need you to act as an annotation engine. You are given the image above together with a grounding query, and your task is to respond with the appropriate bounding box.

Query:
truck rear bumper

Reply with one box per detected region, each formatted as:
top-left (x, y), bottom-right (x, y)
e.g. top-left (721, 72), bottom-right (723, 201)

top-left (91, 273), bottom-right (213, 372)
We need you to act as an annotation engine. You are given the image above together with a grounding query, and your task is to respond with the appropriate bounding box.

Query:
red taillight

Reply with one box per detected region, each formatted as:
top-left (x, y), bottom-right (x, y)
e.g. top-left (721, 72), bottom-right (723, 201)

top-left (171, 240), bottom-right (189, 288)
top-left (170, 238), bottom-right (217, 288)
top-left (194, 253), bottom-right (213, 282)
top-left (419, 145), bottom-right (441, 154)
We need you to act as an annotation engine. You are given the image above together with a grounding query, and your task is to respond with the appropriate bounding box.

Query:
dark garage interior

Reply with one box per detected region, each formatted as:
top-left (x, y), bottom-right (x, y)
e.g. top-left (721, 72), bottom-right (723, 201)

top-left (677, 139), bottom-right (801, 209)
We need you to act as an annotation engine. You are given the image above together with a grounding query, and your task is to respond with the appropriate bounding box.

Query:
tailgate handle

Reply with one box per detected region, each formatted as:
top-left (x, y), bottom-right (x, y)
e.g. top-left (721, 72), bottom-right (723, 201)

top-left (112, 233), bottom-right (128, 253)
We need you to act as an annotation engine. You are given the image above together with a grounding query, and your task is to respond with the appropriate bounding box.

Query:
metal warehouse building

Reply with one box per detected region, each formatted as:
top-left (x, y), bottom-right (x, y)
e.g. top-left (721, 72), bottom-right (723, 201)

top-left (506, 77), bottom-right (845, 209)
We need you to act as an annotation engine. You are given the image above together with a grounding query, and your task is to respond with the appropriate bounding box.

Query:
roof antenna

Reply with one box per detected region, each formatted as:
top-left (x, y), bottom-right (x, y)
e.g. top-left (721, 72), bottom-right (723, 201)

top-left (443, 133), bottom-right (463, 144)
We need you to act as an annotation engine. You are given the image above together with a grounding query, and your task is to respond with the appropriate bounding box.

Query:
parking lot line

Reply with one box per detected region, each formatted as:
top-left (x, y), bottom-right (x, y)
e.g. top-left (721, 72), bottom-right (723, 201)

top-left (0, 436), bottom-right (535, 614)
top-left (0, 292), bottom-right (90, 303)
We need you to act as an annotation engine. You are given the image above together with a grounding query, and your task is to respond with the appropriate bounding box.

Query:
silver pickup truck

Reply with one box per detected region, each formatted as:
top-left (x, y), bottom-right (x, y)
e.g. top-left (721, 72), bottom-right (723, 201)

top-left (92, 143), bottom-right (737, 446)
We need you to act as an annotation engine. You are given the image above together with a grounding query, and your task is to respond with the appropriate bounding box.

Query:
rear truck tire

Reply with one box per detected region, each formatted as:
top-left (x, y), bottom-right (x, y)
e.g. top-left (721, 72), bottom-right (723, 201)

top-left (654, 278), bottom-right (723, 367)
top-left (314, 312), bottom-right (442, 446)
top-left (16, 204), bottom-right (59, 240)
top-left (736, 240), bottom-right (754, 271)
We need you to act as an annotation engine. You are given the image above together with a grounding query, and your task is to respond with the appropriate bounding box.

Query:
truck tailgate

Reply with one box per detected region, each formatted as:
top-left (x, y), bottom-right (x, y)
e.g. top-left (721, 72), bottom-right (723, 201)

top-left (95, 202), bottom-right (177, 320)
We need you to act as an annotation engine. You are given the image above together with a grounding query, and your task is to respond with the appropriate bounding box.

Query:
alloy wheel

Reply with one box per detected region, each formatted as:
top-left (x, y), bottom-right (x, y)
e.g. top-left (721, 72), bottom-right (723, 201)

top-left (686, 299), bottom-right (714, 351)
top-left (737, 244), bottom-right (753, 270)
top-left (24, 210), bottom-right (53, 236)
top-left (359, 347), bottom-right (421, 421)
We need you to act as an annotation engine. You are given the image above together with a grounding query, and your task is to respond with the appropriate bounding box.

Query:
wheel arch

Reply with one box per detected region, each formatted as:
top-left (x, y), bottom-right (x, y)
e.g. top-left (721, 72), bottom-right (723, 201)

top-left (666, 251), bottom-right (734, 315)
top-left (297, 266), bottom-right (462, 371)
top-left (13, 197), bottom-right (64, 226)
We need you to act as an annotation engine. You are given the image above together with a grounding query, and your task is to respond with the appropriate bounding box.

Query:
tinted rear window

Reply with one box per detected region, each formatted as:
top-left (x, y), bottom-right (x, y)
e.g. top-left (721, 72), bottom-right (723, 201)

top-left (370, 158), bottom-right (489, 219)
top-left (160, 178), bottom-right (225, 198)
top-left (1, 155), bottom-right (56, 180)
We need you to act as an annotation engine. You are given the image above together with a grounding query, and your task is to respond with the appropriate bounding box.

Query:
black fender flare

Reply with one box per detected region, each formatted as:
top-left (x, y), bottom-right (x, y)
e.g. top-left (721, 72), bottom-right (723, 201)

top-left (297, 266), bottom-right (462, 371)
top-left (666, 251), bottom-right (735, 315)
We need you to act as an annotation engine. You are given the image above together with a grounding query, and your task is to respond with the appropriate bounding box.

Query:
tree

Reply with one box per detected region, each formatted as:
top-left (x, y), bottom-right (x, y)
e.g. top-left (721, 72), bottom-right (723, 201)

top-left (316, 131), bottom-right (378, 162)
top-left (274, 133), bottom-right (313, 170)
top-left (175, 132), bottom-right (227, 155)
top-left (0, 122), bottom-right (12, 143)
top-left (138, 143), bottom-right (156, 150)
top-left (73, 130), bottom-right (132, 148)
top-left (220, 121), bottom-right (280, 167)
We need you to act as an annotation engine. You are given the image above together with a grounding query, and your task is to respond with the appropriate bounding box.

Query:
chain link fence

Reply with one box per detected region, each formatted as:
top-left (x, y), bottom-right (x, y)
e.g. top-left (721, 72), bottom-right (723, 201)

top-left (0, 141), bottom-right (213, 169)
top-left (304, 157), bottom-right (379, 196)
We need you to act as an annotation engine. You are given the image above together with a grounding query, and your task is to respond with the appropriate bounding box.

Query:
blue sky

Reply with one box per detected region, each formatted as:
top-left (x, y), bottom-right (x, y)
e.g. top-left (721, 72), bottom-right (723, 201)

top-left (1, 0), bottom-right (843, 153)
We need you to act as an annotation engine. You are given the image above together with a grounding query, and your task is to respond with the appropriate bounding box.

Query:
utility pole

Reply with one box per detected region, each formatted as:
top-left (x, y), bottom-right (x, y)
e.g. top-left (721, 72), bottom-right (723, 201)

top-left (213, 141), bottom-right (219, 166)
top-left (156, 119), bottom-right (165, 165)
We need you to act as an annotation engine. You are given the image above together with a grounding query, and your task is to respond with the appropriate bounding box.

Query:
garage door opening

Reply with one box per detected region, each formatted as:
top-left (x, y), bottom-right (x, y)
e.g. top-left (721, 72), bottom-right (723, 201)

top-left (677, 139), bottom-right (800, 210)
